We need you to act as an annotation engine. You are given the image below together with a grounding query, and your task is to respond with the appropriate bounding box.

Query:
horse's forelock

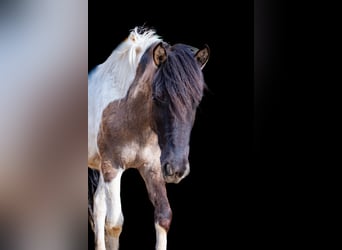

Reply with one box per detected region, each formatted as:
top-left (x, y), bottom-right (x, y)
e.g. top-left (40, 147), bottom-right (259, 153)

top-left (153, 44), bottom-right (206, 120)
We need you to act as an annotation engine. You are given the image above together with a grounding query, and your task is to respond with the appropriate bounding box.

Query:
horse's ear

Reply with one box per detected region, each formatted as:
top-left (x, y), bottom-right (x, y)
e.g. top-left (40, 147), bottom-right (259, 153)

top-left (195, 44), bottom-right (210, 70)
top-left (153, 42), bottom-right (167, 67)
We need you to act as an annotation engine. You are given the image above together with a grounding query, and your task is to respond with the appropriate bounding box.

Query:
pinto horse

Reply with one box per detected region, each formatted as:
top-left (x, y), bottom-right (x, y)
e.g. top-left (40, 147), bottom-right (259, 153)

top-left (88, 27), bottom-right (210, 250)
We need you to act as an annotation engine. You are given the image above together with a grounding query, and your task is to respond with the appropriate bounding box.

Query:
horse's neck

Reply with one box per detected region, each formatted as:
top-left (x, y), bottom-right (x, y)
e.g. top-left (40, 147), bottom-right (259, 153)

top-left (124, 80), bottom-right (153, 125)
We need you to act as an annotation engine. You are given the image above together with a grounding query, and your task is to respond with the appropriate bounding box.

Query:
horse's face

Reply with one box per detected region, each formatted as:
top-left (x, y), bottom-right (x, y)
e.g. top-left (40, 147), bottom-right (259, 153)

top-left (152, 93), bottom-right (196, 184)
top-left (151, 42), bottom-right (210, 183)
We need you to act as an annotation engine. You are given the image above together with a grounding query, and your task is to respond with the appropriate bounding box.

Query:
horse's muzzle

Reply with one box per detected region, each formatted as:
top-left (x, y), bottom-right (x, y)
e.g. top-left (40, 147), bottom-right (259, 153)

top-left (162, 162), bottom-right (190, 183)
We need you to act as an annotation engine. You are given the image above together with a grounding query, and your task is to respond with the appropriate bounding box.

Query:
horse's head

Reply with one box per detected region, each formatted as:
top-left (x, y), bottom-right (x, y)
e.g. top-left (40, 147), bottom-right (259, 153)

top-left (150, 42), bottom-right (210, 183)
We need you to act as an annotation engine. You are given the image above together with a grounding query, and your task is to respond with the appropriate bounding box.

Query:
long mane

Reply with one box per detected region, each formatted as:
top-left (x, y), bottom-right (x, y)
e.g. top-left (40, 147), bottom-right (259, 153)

top-left (153, 44), bottom-right (207, 120)
top-left (88, 26), bottom-right (162, 159)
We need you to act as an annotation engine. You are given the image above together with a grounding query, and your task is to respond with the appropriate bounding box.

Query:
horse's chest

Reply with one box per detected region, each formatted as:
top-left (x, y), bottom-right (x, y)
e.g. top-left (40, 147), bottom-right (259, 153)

top-left (120, 139), bottom-right (160, 169)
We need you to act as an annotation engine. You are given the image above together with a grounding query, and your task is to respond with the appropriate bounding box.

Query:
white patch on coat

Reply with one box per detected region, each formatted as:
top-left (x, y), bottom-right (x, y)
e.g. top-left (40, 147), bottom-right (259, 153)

top-left (155, 222), bottom-right (167, 250)
top-left (94, 169), bottom-right (124, 250)
top-left (105, 168), bottom-right (124, 228)
top-left (93, 173), bottom-right (107, 250)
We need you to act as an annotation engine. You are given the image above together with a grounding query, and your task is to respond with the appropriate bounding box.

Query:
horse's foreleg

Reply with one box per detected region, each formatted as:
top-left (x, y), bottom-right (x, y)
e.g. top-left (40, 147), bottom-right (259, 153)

top-left (139, 166), bottom-right (172, 250)
top-left (93, 173), bottom-right (107, 250)
top-left (103, 162), bottom-right (124, 250)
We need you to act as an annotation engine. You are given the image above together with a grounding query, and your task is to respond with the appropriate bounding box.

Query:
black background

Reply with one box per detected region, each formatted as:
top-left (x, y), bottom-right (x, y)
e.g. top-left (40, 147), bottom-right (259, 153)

top-left (87, 1), bottom-right (277, 249)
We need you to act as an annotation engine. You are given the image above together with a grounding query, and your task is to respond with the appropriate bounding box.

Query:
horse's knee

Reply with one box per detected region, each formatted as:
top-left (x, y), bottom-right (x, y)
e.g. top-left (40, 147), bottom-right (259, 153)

top-left (156, 208), bottom-right (172, 232)
top-left (105, 224), bottom-right (122, 238)
top-left (105, 213), bottom-right (124, 237)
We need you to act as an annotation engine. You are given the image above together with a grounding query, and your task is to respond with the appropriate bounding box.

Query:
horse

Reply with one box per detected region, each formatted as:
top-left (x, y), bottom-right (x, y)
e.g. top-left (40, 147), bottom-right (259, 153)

top-left (88, 26), bottom-right (210, 250)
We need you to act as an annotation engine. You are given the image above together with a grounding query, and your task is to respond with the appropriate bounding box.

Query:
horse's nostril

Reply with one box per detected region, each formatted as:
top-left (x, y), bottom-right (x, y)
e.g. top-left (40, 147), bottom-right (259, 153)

top-left (164, 163), bottom-right (173, 176)
top-left (174, 170), bottom-right (184, 178)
